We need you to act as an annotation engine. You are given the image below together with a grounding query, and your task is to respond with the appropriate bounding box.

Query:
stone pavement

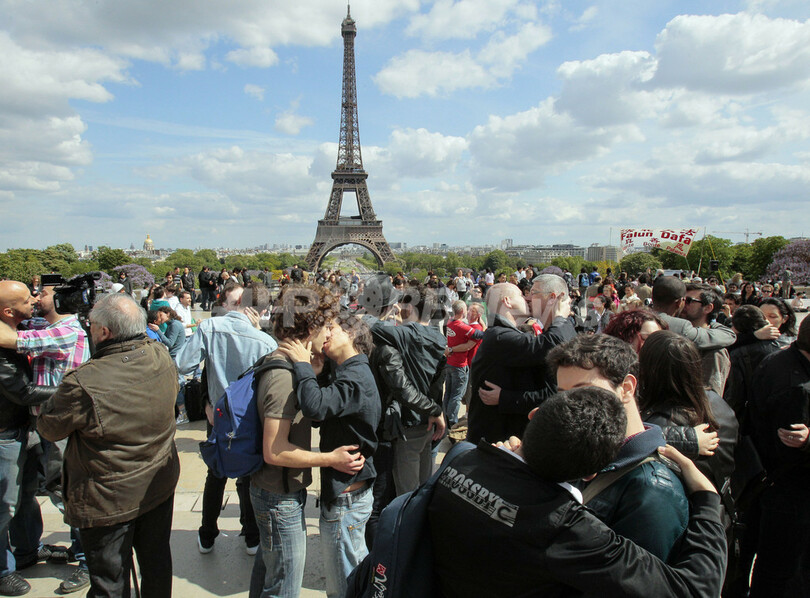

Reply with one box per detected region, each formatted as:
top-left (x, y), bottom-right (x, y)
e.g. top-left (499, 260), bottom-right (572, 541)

top-left (28, 419), bottom-right (334, 598)
top-left (28, 415), bottom-right (455, 597)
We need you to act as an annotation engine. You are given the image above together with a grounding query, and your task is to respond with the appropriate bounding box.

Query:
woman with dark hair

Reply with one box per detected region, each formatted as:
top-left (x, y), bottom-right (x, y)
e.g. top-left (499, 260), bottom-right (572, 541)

top-left (148, 306), bottom-right (186, 358)
top-left (583, 295), bottom-right (613, 333)
top-left (740, 282), bottom-right (759, 306)
top-left (638, 330), bottom-right (738, 493)
top-left (604, 309), bottom-right (668, 353)
top-left (758, 297), bottom-right (797, 347)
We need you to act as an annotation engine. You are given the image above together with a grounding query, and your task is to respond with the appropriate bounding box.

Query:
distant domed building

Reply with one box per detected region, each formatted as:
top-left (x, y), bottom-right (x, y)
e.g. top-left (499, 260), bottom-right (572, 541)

top-left (143, 234), bottom-right (156, 254)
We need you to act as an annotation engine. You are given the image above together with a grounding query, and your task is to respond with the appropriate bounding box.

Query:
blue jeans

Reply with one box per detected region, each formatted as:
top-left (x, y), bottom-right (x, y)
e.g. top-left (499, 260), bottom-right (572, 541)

top-left (320, 485), bottom-right (372, 598)
top-left (248, 487), bottom-right (307, 598)
top-left (442, 365), bottom-right (468, 428)
top-left (0, 429), bottom-right (43, 576)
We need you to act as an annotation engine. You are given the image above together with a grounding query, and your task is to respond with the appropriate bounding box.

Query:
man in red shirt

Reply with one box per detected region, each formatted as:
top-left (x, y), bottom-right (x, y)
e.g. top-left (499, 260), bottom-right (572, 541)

top-left (443, 301), bottom-right (484, 428)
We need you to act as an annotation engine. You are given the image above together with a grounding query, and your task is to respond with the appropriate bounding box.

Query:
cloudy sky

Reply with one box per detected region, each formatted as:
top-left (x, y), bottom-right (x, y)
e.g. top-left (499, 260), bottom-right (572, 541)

top-left (2, 0), bottom-right (809, 252)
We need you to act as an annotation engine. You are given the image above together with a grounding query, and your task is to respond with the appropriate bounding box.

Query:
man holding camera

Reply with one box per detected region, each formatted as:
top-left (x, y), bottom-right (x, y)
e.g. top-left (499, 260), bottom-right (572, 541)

top-left (0, 278), bottom-right (92, 593)
top-left (0, 281), bottom-right (58, 596)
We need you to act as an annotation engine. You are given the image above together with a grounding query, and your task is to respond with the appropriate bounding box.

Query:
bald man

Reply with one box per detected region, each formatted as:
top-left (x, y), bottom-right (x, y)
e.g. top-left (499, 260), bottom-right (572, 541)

top-left (0, 281), bottom-right (56, 595)
top-left (466, 277), bottom-right (576, 444)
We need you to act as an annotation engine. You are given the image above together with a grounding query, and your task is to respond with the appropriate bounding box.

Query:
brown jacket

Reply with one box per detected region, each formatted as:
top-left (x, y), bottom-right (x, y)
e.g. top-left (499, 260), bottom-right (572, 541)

top-left (37, 336), bottom-right (180, 528)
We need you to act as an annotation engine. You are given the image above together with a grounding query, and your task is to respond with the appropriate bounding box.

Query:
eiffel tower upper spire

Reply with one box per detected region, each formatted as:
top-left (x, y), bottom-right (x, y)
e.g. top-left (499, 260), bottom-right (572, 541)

top-left (337, 3), bottom-right (362, 172)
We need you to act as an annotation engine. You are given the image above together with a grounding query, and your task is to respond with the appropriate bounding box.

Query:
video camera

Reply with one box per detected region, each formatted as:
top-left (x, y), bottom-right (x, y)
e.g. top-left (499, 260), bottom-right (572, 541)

top-left (44, 272), bottom-right (104, 318)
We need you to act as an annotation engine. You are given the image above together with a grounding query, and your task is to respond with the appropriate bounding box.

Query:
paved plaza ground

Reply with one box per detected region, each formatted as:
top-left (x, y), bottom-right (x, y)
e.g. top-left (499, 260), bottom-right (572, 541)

top-left (29, 418), bottom-right (352, 597)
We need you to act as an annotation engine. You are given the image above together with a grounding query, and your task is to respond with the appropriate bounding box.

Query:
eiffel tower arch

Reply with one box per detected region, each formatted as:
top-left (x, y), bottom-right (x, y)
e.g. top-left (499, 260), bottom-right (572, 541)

top-left (305, 6), bottom-right (395, 271)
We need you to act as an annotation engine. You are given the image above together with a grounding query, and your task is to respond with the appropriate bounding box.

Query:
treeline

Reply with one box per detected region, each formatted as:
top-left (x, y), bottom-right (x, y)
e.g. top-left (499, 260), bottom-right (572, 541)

top-left (0, 235), bottom-right (798, 287)
top-left (0, 245), bottom-right (304, 286)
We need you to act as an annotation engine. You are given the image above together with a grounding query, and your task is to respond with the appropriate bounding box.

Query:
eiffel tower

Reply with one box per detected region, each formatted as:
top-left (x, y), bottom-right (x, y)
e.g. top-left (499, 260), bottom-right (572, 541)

top-left (305, 5), bottom-right (395, 271)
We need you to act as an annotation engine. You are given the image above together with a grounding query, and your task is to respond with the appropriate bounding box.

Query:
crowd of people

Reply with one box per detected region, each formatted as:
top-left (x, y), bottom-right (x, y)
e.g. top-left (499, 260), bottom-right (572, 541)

top-left (0, 260), bottom-right (807, 597)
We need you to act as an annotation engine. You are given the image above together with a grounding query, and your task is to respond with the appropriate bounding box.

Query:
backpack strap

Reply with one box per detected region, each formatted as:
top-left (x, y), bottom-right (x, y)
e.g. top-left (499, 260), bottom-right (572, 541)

top-left (583, 456), bottom-right (656, 504)
top-left (244, 355), bottom-right (298, 492)
top-left (426, 441), bottom-right (476, 490)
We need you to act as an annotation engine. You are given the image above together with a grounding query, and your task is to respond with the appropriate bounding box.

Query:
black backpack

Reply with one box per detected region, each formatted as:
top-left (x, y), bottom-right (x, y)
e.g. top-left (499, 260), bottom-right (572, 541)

top-left (345, 441), bottom-right (475, 598)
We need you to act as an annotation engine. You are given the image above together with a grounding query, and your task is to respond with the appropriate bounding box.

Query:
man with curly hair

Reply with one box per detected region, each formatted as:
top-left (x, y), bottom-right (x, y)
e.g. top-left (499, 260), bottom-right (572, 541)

top-left (247, 285), bottom-right (366, 598)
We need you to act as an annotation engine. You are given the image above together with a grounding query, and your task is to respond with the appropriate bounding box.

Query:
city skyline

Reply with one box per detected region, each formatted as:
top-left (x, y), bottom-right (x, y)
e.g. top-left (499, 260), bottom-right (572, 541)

top-left (2, 0), bottom-right (809, 252)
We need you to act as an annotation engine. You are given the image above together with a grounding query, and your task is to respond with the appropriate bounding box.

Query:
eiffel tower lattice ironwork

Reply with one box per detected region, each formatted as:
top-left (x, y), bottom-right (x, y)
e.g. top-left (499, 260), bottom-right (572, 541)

top-left (305, 5), bottom-right (395, 271)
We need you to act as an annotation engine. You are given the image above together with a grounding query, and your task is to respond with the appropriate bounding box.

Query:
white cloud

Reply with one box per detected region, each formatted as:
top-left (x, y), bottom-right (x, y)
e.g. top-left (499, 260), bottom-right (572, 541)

top-left (406, 0), bottom-right (523, 41)
top-left (274, 99), bottom-right (314, 135)
top-left (244, 84), bottom-right (265, 101)
top-left (569, 6), bottom-right (598, 32)
top-left (376, 20), bottom-right (551, 98)
top-left (158, 146), bottom-right (321, 210)
top-left (556, 51), bottom-right (663, 127)
top-left (386, 128), bottom-right (468, 178)
top-left (0, 34), bottom-right (127, 196)
top-left (584, 157), bottom-right (810, 209)
top-left (374, 49), bottom-right (494, 98)
top-left (0, 33), bottom-right (128, 117)
top-left (467, 98), bottom-right (641, 191)
top-left (653, 13), bottom-right (810, 94)
top-left (226, 46), bottom-right (279, 68)
top-left (478, 21), bottom-right (552, 73)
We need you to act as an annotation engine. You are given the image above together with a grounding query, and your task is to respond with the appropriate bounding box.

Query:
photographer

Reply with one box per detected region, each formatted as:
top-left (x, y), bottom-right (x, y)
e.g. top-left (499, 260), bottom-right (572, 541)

top-left (0, 281), bottom-right (58, 596)
top-left (0, 278), bottom-right (92, 593)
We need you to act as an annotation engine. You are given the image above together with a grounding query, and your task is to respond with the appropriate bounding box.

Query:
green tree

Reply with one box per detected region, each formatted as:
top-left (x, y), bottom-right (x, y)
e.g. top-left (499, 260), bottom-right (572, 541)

top-left (166, 249), bottom-right (201, 272)
top-left (93, 246), bottom-right (130, 273)
top-left (41, 244), bottom-right (78, 273)
top-left (728, 243), bottom-right (752, 279)
top-left (194, 249), bottom-right (218, 265)
top-left (650, 247), bottom-right (688, 271)
top-left (0, 250), bottom-right (46, 282)
top-left (66, 260), bottom-right (101, 277)
top-left (483, 250), bottom-right (513, 273)
top-left (619, 252), bottom-right (662, 276)
top-left (748, 236), bottom-right (788, 279)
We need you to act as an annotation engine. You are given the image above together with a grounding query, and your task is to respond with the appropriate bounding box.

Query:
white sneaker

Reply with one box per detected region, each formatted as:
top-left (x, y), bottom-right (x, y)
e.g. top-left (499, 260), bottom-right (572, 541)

top-left (246, 543), bottom-right (259, 556)
top-left (198, 535), bottom-right (214, 554)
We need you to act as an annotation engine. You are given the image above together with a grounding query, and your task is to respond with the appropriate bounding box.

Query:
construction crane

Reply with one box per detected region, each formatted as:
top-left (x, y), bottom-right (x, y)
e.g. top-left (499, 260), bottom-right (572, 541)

top-left (712, 229), bottom-right (763, 244)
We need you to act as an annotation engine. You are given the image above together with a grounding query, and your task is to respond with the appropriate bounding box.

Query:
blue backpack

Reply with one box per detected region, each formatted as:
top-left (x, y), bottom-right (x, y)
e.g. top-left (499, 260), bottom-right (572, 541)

top-left (199, 357), bottom-right (294, 479)
top-left (346, 441), bottom-right (476, 598)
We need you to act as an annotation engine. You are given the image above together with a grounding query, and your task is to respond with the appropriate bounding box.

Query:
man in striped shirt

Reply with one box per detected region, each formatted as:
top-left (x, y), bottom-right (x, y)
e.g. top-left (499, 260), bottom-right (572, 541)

top-left (0, 282), bottom-right (91, 594)
top-left (7, 287), bottom-right (90, 386)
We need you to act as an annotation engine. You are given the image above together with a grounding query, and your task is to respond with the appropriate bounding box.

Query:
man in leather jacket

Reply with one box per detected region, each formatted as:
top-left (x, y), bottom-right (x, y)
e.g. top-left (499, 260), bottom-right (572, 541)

top-left (356, 277), bottom-right (446, 546)
top-left (37, 293), bottom-right (180, 598)
top-left (0, 281), bottom-right (56, 596)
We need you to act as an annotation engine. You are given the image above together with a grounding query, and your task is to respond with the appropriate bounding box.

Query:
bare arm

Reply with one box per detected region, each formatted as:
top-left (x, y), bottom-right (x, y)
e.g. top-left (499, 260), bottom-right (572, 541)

top-left (262, 417), bottom-right (364, 475)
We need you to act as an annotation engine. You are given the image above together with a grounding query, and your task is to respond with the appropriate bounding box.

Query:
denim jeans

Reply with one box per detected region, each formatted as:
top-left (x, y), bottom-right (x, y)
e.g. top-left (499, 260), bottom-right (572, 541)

top-left (319, 485), bottom-right (372, 598)
top-left (442, 365), bottom-right (468, 428)
top-left (0, 429), bottom-right (43, 576)
top-left (248, 487), bottom-right (307, 598)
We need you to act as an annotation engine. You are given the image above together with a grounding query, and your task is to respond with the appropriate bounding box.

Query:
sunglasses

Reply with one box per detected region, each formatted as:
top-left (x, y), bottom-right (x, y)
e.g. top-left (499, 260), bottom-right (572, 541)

top-left (683, 297), bottom-right (707, 306)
